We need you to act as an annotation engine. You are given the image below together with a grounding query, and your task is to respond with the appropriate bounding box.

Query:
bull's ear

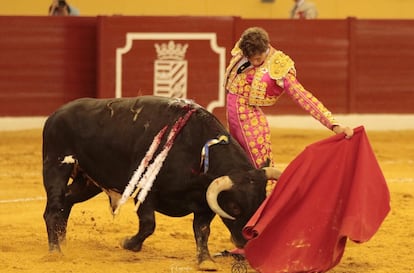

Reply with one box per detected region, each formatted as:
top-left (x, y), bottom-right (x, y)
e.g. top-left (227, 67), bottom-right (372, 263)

top-left (259, 158), bottom-right (271, 168)
top-left (263, 167), bottom-right (282, 180)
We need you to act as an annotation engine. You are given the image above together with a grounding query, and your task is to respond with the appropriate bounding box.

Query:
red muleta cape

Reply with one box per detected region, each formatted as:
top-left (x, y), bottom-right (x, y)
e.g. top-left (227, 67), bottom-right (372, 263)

top-left (243, 126), bottom-right (390, 273)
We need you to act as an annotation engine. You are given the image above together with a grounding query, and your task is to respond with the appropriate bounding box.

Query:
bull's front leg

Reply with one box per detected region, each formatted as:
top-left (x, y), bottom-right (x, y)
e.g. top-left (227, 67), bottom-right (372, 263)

top-left (121, 200), bottom-right (156, 252)
top-left (193, 211), bottom-right (217, 271)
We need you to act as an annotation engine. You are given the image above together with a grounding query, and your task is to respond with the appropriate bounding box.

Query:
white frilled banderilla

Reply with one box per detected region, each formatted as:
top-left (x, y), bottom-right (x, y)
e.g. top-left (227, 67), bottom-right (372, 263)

top-left (114, 109), bottom-right (196, 214)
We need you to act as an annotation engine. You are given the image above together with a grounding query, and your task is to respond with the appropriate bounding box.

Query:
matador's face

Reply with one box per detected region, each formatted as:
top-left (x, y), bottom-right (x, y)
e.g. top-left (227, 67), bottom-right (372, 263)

top-left (248, 50), bottom-right (268, 67)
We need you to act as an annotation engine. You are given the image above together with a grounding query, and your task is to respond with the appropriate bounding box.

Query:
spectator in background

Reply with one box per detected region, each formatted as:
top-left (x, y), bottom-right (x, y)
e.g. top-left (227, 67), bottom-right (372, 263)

top-left (290, 0), bottom-right (318, 19)
top-left (48, 0), bottom-right (79, 16)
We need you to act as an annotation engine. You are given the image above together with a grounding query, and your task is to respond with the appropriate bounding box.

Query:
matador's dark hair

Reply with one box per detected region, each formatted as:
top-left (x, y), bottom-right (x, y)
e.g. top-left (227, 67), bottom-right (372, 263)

top-left (238, 27), bottom-right (270, 58)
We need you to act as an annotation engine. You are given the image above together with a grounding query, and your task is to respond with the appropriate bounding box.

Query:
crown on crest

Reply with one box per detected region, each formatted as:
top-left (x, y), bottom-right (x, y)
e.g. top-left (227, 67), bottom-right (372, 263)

top-left (155, 40), bottom-right (188, 60)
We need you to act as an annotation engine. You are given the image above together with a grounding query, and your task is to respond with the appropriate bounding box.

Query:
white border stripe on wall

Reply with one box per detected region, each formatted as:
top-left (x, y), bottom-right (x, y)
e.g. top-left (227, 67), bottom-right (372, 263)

top-left (1, 115), bottom-right (414, 131)
top-left (0, 196), bottom-right (45, 204)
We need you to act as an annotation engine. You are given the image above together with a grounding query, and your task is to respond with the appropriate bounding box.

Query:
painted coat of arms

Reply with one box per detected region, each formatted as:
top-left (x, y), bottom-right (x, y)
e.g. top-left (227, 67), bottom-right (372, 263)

top-left (154, 41), bottom-right (189, 98)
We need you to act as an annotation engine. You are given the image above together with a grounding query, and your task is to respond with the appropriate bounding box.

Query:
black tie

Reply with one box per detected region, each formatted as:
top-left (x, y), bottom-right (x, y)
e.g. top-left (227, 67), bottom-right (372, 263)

top-left (237, 61), bottom-right (251, 74)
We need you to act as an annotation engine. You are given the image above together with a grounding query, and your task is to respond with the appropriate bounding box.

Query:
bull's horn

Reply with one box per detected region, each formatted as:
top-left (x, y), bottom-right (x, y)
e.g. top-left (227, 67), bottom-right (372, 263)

top-left (206, 176), bottom-right (235, 220)
top-left (263, 167), bottom-right (282, 180)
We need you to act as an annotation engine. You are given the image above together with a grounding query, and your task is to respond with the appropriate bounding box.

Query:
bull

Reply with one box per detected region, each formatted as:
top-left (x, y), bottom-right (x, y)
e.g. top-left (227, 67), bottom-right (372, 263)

top-left (42, 96), bottom-right (280, 270)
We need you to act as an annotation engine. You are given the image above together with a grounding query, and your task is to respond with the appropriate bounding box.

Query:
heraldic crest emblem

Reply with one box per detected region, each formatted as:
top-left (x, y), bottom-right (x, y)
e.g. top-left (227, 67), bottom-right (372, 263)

top-left (154, 40), bottom-right (189, 98)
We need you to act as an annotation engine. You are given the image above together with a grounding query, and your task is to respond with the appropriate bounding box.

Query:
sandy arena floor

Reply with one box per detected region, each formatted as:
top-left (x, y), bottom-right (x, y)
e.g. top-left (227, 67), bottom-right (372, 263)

top-left (0, 128), bottom-right (413, 273)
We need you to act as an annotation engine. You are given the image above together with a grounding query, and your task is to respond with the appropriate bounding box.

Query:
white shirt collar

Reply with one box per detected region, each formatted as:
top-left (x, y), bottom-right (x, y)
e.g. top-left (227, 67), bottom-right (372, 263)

top-left (296, 0), bottom-right (305, 7)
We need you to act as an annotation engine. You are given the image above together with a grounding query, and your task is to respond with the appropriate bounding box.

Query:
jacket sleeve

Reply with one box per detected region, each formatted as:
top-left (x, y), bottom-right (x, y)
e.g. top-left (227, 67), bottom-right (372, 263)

top-left (283, 72), bottom-right (339, 129)
top-left (268, 50), bottom-right (296, 88)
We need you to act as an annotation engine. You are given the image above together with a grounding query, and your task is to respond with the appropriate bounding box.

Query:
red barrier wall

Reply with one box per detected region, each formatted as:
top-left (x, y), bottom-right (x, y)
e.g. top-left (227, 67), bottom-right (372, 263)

top-left (0, 16), bottom-right (413, 118)
top-left (0, 16), bottom-right (96, 116)
top-left (349, 19), bottom-right (414, 113)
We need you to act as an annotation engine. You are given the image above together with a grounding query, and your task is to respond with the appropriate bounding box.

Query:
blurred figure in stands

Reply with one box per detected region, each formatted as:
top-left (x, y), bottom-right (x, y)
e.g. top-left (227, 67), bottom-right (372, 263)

top-left (48, 0), bottom-right (79, 16)
top-left (290, 0), bottom-right (318, 19)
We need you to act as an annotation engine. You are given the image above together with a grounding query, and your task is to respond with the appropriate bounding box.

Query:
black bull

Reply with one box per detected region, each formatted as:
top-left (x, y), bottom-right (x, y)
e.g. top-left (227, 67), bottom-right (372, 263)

top-left (42, 96), bottom-right (280, 269)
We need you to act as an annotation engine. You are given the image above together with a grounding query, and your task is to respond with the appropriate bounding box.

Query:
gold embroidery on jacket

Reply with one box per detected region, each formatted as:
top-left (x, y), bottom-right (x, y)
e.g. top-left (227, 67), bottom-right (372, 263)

top-left (269, 50), bottom-right (296, 80)
top-left (225, 46), bottom-right (296, 106)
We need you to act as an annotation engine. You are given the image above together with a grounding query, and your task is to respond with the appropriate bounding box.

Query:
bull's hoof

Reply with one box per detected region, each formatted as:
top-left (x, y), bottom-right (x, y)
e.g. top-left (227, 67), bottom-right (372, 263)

top-left (120, 237), bottom-right (142, 252)
top-left (48, 243), bottom-right (61, 252)
top-left (58, 234), bottom-right (67, 244)
top-left (198, 259), bottom-right (217, 271)
top-left (41, 251), bottom-right (64, 262)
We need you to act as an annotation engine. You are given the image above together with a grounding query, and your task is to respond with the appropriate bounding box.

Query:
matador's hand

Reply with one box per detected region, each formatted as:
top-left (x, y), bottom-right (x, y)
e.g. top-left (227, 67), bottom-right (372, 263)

top-left (333, 125), bottom-right (354, 139)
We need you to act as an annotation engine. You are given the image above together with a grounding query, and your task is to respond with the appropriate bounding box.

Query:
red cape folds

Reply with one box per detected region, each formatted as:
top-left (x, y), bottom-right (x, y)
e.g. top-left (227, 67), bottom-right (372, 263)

top-left (243, 126), bottom-right (390, 273)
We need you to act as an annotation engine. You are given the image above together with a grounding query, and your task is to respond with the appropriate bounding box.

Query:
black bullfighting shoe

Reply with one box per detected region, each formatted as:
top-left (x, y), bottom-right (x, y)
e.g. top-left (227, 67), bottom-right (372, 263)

top-left (213, 249), bottom-right (245, 260)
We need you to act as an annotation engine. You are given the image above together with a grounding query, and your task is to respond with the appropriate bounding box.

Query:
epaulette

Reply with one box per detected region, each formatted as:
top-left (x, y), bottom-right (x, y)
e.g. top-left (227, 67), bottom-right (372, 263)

top-left (231, 41), bottom-right (242, 56)
top-left (268, 50), bottom-right (295, 80)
